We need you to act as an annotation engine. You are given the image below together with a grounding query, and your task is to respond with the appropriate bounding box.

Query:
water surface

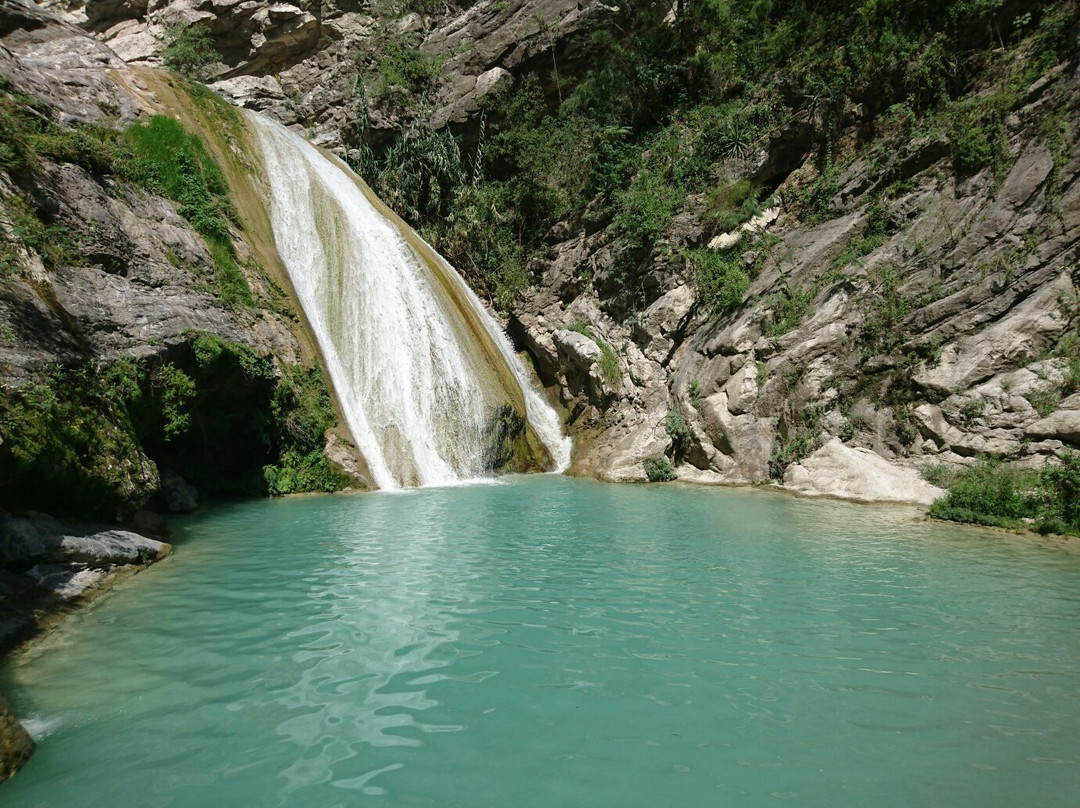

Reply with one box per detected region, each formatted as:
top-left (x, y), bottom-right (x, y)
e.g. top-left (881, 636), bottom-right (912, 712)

top-left (3, 477), bottom-right (1079, 806)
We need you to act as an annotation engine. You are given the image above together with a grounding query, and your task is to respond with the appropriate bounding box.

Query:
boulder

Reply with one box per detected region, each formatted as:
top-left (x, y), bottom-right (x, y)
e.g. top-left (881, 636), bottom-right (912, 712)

top-left (0, 692), bottom-right (33, 784)
top-left (1026, 409), bottom-right (1080, 445)
top-left (154, 469), bottom-right (199, 514)
top-left (552, 328), bottom-right (615, 407)
top-left (783, 438), bottom-right (945, 505)
top-left (723, 362), bottom-right (759, 416)
top-left (633, 284), bottom-right (695, 364)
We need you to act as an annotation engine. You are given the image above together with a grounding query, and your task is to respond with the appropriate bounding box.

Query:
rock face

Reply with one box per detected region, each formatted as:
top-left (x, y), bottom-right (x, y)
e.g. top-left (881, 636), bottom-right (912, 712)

top-left (35, 0), bottom-right (607, 154)
top-left (504, 49), bottom-right (1080, 501)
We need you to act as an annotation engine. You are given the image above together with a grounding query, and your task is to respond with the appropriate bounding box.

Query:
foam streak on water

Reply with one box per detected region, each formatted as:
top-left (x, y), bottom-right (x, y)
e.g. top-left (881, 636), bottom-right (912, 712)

top-left (247, 113), bottom-right (568, 488)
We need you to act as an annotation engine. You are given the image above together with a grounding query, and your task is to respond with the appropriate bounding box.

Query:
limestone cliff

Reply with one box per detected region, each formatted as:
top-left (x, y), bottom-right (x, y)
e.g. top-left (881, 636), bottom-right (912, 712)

top-left (511, 52), bottom-right (1080, 497)
top-left (16, 0), bottom-right (1080, 500)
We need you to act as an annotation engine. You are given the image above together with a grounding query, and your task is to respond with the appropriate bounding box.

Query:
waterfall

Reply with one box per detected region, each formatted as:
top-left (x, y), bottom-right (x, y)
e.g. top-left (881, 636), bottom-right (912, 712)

top-left (246, 112), bottom-right (571, 490)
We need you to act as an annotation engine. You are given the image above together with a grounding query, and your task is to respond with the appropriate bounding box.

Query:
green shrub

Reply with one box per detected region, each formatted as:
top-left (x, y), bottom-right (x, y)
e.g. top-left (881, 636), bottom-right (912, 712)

top-left (688, 246), bottom-right (749, 312)
top-left (0, 364), bottom-right (154, 519)
top-left (766, 283), bottom-right (815, 337)
top-left (665, 409), bottom-right (690, 443)
top-left (598, 340), bottom-right (621, 385)
top-left (367, 125), bottom-right (466, 223)
top-left (264, 449), bottom-right (350, 495)
top-left (0, 194), bottom-right (82, 269)
top-left (947, 94), bottom-right (1013, 179)
top-left (644, 455), bottom-right (677, 482)
top-left (149, 362), bottom-right (196, 440)
top-left (566, 320), bottom-right (621, 384)
top-left (369, 35), bottom-right (446, 101)
top-left (1026, 385), bottom-right (1060, 417)
top-left (860, 267), bottom-right (911, 355)
top-left (614, 167), bottom-right (682, 249)
top-left (769, 431), bottom-right (818, 480)
top-left (928, 456), bottom-right (1035, 526)
top-left (921, 461), bottom-right (958, 488)
top-left (705, 179), bottom-right (761, 229)
top-left (930, 451), bottom-right (1080, 535)
top-left (1039, 450), bottom-right (1080, 529)
top-left (162, 24), bottom-right (220, 81)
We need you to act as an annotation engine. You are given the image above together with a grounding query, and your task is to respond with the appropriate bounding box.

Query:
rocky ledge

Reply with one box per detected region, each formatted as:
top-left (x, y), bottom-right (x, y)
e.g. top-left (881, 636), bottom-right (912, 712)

top-left (0, 509), bottom-right (171, 782)
top-left (0, 509), bottom-right (171, 653)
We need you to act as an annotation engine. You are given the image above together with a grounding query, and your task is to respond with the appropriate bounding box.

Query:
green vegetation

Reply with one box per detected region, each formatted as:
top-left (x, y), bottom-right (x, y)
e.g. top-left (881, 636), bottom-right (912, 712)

top-left (769, 432), bottom-right (818, 480)
top-left (0, 78), bottom-right (253, 306)
top-left (1026, 385), bottom-right (1060, 417)
top-left (688, 246), bottom-right (749, 312)
top-left (0, 336), bottom-right (348, 519)
top-left (860, 267), bottom-right (912, 357)
top-left (126, 115), bottom-right (253, 307)
top-left (665, 409), bottom-right (690, 443)
top-left (368, 34), bottom-right (446, 103)
top-left (0, 362), bottom-right (157, 520)
top-left (766, 283), bottom-right (815, 337)
top-left (161, 23), bottom-right (220, 81)
top-left (357, 0), bottom-right (1077, 312)
top-left (644, 455), bottom-right (677, 482)
top-left (769, 405), bottom-right (824, 479)
top-left (689, 380), bottom-right (702, 409)
top-left (929, 454), bottom-right (1080, 535)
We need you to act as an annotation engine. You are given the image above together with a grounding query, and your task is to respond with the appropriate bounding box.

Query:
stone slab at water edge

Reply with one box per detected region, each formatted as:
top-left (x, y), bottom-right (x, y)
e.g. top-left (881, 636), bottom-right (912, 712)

top-left (0, 693), bottom-right (32, 783)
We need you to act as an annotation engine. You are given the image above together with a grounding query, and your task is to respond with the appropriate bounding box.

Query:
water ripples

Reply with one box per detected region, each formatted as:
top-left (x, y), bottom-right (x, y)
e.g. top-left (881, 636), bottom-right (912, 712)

top-left (3, 477), bottom-right (1080, 806)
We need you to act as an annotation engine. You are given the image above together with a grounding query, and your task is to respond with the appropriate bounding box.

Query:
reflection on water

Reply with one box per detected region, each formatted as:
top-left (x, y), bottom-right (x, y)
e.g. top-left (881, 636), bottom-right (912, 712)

top-left (3, 477), bottom-right (1080, 807)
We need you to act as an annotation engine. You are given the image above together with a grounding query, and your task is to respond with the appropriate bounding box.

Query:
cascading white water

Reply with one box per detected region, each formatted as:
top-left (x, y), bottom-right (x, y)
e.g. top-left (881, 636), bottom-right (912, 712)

top-left (247, 112), bottom-right (570, 489)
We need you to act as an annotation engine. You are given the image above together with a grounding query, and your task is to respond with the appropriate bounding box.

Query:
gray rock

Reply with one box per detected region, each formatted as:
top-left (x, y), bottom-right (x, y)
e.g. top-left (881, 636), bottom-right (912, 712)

top-left (784, 438), bottom-right (945, 505)
top-left (633, 285), bottom-right (695, 365)
top-left (551, 328), bottom-right (614, 408)
top-left (723, 362), bottom-right (758, 416)
top-left (1026, 410), bottom-right (1080, 445)
top-left (25, 564), bottom-right (110, 600)
top-left (0, 511), bottom-right (171, 567)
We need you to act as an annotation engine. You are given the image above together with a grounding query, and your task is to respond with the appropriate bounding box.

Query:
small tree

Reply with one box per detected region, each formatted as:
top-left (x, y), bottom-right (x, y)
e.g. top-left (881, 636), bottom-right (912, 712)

top-left (162, 23), bottom-right (219, 81)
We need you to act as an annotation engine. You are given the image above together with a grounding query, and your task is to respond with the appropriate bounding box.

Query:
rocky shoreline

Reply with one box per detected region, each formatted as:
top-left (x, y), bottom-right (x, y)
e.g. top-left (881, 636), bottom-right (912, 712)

top-left (0, 509), bottom-right (172, 782)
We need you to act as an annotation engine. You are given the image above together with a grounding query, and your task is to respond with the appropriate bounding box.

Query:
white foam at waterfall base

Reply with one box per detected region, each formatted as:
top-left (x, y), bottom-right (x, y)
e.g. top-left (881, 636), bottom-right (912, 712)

top-left (247, 112), bottom-right (570, 488)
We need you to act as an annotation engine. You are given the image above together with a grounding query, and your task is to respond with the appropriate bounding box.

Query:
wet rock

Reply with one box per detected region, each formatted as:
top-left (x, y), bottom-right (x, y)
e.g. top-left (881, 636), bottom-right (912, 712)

top-left (25, 564), bottom-right (110, 600)
top-left (0, 692), bottom-right (33, 784)
top-left (154, 469), bottom-right (199, 514)
top-left (0, 511), bottom-right (171, 568)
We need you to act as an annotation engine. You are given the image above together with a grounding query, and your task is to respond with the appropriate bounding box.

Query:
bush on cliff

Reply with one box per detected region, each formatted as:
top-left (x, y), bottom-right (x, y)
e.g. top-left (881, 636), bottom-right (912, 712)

top-left (161, 23), bottom-right (220, 82)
